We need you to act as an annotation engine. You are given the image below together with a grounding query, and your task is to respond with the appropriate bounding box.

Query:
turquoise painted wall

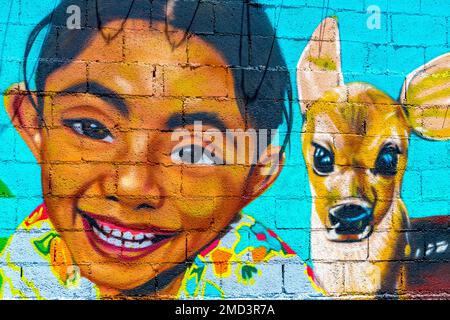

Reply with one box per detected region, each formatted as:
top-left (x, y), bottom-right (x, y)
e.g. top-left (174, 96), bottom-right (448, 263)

top-left (0, 0), bottom-right (448, 264)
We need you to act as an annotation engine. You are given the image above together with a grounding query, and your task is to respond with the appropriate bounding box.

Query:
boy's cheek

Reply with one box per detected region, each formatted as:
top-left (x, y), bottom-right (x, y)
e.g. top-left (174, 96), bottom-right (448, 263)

top-left (181, 165), bottom-right (249, 197)
top-left (42, 130), bottom-right (123, 164)
top-left (43, 163), bottom-right (109, 197)
top-left (174, 197), bottom-right (217, 221)
top-left (173, 196), bottom-right (240, 228)
top-left (42, 128), bottom-right (83, 162)
top-left (44, 197), bottom-right (82, 233)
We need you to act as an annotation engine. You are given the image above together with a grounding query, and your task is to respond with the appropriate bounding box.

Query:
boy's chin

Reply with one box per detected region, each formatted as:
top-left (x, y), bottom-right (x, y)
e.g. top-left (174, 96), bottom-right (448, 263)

top-left (81, 263), bottom-right (160, 293)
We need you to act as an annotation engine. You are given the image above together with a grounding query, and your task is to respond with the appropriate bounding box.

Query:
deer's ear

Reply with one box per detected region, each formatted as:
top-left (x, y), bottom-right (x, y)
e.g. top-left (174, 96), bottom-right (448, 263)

top-left (400, 53), bottom-right (450, 140)
top-left (296, 17), bottom-right (344, 115)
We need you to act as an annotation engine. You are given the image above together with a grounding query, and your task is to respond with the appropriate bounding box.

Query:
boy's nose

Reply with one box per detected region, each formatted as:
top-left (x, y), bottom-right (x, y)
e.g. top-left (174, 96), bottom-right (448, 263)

top-left (114, 165), bottom-right (163, 210)
top-left (328, 204), bottom-right (373, 236)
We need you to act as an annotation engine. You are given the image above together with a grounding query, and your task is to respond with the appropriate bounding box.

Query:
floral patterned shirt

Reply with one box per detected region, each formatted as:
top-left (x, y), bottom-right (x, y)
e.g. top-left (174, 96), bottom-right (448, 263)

top-left (0, 204), bottom-right (324, 299)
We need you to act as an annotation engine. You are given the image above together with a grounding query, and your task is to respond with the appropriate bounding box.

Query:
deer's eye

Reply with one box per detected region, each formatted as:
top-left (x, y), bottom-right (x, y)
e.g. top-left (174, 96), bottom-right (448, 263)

top-left (373, 145), bottom-right (400, 176)
top-left (313, 143), bottom-right (334, 175)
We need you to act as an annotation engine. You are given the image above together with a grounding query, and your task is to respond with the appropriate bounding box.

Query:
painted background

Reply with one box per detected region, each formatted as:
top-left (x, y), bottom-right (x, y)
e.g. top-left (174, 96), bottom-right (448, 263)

top-left (0, 0), bottom-right (448, 265)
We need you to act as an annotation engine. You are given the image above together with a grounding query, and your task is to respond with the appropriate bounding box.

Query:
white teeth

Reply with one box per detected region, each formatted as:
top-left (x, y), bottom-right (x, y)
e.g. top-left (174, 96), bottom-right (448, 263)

top-left (139, 240), bottom-right (153, 249)
top-left (111, 229), bottom-right (122, 238)
top-left (93, 227), bottom-right (102, 237)
top-left (105, 236), bottom-right (123, 248)
top-left (131, 242), bottom-right (140, 249)
top-left (120, 231), bottom-right (145, 242)
top-left (93, 227), bottom-right (107, 242)
top-left (94, 228), bottom-right (108, 242)
top-left (112, 238), bottom-right (122, 247)
top-left (123, 231), bottom-right (134, 240)
top-left (134, 233), bottom-right (144, 241)
top-left (124, 241), bottom-right (134, 249)
top-left (91, 220), bottom-right (164, 249)
top-left (103, 225), bottom-right (111, 234)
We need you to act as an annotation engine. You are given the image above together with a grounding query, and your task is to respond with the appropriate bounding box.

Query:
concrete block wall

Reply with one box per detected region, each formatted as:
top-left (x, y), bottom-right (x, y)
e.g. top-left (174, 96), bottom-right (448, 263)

top-left (0, 0), bottom-right (448, 299)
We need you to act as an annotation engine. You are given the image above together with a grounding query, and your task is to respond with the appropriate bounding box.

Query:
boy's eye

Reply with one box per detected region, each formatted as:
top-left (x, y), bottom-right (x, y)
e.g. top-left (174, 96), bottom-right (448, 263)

top-left (313, 143), bottom-right (334, 175)
top-left (62, 118), bottom-right (114, 143)
top-left (171, 145), bottom-right (217, 165)
top-left (373, 145), bottom-right (400, 176)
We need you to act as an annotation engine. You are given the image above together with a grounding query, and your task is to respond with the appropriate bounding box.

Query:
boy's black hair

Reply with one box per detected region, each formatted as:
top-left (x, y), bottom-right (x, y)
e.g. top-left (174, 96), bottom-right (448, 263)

top-left (23, 0), bottom-right (292, 152)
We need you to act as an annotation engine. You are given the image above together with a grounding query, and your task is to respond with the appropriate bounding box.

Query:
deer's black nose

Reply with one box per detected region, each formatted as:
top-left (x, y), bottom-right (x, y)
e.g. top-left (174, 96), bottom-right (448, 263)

top-left (329, 204), bottom-right (373, 236)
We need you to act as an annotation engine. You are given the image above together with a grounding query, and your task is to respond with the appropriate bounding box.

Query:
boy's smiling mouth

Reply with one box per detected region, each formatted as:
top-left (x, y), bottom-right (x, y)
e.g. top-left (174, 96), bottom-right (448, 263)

top-left (78, 209), bottom-right (179, 259)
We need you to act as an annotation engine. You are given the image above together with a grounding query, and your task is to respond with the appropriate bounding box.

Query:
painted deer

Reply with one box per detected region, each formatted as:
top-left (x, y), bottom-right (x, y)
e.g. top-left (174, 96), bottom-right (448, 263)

top-left (297, 17), bottom-right (450, 297)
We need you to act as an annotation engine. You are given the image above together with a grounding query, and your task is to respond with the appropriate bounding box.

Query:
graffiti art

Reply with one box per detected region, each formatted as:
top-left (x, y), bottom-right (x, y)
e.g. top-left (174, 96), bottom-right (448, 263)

top-left (0, 0), bottom-right (448, 300)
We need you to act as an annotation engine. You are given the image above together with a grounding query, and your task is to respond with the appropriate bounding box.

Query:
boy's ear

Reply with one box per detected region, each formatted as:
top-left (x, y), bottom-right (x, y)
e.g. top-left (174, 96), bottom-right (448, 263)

top-left (400, 52), bottom-right (450, 140)
top-left (4, 82), bottom-right (43, 162)
top-left (297, 17), bottom-right (344, 115)
top-left (243, 146), bottom-right (285, 204)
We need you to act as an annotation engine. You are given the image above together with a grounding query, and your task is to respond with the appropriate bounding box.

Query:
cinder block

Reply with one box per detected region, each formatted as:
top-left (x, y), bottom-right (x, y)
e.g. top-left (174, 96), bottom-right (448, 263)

top-left (391, 14), bottom-right (446, 46)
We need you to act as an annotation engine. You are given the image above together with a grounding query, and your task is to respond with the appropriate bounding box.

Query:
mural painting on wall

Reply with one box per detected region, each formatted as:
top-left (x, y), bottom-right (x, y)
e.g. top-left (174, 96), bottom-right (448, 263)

top-left (0, 0), bottom-right (448, 300)
top-left (0, 0), bottom-right (321, 299)
top-left (298, 18), bottom-right (450, 297)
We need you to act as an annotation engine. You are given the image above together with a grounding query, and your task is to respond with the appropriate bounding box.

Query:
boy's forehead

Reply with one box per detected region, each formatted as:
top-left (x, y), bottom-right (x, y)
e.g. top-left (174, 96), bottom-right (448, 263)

top-left (46, 19), bottom-right (234, 95)
top-left (76, 20), bottom-right (229, 66)
top-left (45, 19), bottom-right (246, 129)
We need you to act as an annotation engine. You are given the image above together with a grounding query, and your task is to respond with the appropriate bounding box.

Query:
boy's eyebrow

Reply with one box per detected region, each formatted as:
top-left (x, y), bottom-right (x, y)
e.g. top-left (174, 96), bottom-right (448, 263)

top-left (167, 112), bottom-right (228, 132)
top-left (54, 82), bottom-right (129, 117)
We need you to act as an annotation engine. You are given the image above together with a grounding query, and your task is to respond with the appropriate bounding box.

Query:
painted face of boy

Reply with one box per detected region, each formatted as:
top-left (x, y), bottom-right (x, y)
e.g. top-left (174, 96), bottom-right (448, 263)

top-left (6, 20), bottom-right (282, 295)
